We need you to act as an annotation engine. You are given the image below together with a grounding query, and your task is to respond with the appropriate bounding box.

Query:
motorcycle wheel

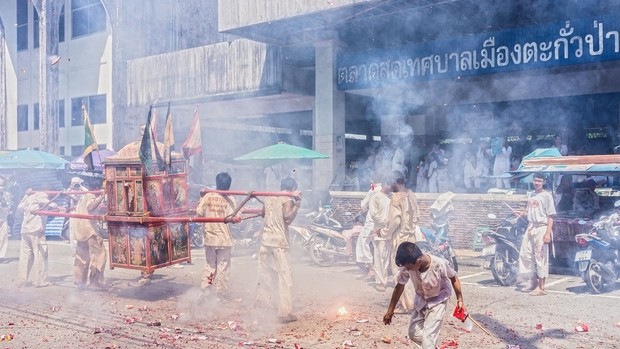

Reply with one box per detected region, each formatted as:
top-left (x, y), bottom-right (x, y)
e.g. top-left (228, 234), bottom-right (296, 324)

top-left (309, 238), bottom-right (336, 267)
top-left (444, 247), bottom-right (459, 273)
top-left (417, 241), bottom-right (459, 272)
top-left (191, 225), bottom-right (205, 248)
top-left (490, 245), bottom-right (518, 286)
top-left (584, 260), bottom-right (605, 293)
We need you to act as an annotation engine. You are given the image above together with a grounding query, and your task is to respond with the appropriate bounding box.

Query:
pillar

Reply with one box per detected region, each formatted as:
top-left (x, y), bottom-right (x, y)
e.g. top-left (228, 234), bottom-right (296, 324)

top-left (0, 19), bottom-right (6, 149)
top-left (313, 40), bottom-right (345, 191)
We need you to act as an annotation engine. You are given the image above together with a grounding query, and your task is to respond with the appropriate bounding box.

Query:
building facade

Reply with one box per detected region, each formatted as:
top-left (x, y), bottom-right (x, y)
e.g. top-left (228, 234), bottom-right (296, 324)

top-left (2, 0), bottom-right (620, 191)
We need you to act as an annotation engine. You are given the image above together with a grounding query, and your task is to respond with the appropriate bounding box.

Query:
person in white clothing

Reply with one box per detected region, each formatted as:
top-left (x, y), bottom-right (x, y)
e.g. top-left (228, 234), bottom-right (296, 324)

top-left (392, 145), bottom-right (407, 175)
top-left (383, 242), bottom-right (464, 349)
top-left (554, 135), bottom-right (568, 156)
top-left (517, 173), bottom-right (555, 296)
top-left (415, 156), bottom-right (428, 193)
top-left (370, 178), bottom-right (392, 292)
top-left (427, 153), bottom-right (439, 193)
top-left (356, 180), bottom-right (380, 279)
top-left (477, 141), bottom-right (492, 177)
top-left (463, 153), bottom-right (482, 192)
top-left (493, 137), bottom-right (512, 189)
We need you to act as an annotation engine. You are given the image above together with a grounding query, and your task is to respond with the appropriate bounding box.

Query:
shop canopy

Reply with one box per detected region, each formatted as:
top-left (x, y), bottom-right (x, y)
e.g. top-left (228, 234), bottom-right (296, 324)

top-left (512, 153), bottom-right (620, 176)
top-left (0, 149), bottom-right (68, 169)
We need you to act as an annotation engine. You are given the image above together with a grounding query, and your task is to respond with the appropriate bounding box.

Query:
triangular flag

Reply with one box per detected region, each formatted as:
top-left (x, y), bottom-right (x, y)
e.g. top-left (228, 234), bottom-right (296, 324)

top-left (163, 102), bottom-right (175, 169)
top-left (82, 103), bottom-right (98, 172)
top-left (182, 107), bottom-right (202, 158)
top-left (139, 106), bottom-right (154, 168)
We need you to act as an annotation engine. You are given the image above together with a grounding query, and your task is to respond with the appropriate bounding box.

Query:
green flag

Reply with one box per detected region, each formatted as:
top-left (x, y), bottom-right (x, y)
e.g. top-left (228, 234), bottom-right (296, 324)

top-left (139, 106), bottom-right (154, 167)
top-left (82, 104), bottom-right (98, 171)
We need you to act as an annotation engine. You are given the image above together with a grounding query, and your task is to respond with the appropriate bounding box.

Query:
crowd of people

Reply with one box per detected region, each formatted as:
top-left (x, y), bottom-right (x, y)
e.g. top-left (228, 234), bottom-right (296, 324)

top-left (348, 134), bottom-right (574, 194)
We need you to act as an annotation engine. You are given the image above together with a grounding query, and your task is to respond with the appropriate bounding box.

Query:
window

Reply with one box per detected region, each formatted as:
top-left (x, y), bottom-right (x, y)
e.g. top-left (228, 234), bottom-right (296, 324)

top-left (59, 146), bottom-right (65, 155)
top-left (72, 0), bottom-right (106, 38)
top-left (71, 94), bottom-right (106, 126)
top-left (16, 0), bottom-right (28, 51)
top-left (33, 8), bottom-right (39, 49)
top-left (59, 5), bottom-right (65, 42)
top-left (17, 105), bottom-right (28, 131)
top-left (33, 103), bottom-right (39, 130)
top-left (58, 99), bottom-right (65, 128)
top-left (71, 145), bottom-right (82, 156)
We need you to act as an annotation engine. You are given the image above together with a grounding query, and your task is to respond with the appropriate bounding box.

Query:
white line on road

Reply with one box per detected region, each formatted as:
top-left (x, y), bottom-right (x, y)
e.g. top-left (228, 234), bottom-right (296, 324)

top-left (460, 281), bottom-right (620, 299)
top-left (544, 277), bottom-right (570, 287)
top-left (458, 271), bottom-right (488, 280)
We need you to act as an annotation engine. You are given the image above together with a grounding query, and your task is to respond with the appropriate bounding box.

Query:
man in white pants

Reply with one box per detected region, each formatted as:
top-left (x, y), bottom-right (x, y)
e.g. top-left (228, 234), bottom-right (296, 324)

top-left (518, 172), bottom-right (555, 296)
top-left (370, 178), bottom-right (392, 291)
top-left (197, 172), bottom-right (237, 299)
top-left (355, 180), bottom-right (380, 279)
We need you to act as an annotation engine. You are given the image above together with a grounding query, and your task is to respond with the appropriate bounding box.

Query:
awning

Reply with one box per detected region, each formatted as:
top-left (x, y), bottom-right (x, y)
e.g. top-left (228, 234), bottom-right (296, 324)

top-left (511, 154), bottom-right (620, 176)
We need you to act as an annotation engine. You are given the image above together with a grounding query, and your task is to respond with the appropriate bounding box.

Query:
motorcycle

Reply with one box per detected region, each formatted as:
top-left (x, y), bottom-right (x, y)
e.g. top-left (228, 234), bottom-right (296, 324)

top-left (302, 206), bottom-right (362, 267)
top-left (574, 203), bottom-right (620, 293)
top-left (189, 222), bottom-right (205, 248)
top-left (479, 213), bottom-right (528, 286)
top-left (418, 192), bottom-right (459, 272)
top-left (190, 218), bottom-right (263, 250)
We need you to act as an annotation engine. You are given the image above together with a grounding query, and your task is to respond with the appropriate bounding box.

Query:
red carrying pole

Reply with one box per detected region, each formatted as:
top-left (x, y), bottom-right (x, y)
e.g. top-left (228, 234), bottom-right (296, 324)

top-left (33, 210), bottom-right (241, 224)
top-left (36, 190), bottom-right (105, 195)
top-left (200, 189), bottom-right (294, 197)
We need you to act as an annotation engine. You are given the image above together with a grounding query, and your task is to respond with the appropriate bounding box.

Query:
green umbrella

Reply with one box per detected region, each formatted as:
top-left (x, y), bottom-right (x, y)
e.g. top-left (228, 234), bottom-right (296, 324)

top-left (0, 149), bottom-right (68, 169)
top-left (234, 142), bottom-right (330, 161)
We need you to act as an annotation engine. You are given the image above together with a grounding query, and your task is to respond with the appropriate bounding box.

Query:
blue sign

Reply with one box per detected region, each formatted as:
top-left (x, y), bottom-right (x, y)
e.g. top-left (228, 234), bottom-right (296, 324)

top-left (337, 17), bottom-right (620, 90)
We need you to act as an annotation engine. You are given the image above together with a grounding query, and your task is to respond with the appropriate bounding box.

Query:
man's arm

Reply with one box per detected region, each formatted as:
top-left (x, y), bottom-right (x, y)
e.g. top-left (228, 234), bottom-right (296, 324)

top-left (87, 195), bottom-right (105, 212)
top-left (450, 276), bottom-right (464, 310)
top-left (360, 189), bottom-right (374, 210)
top-left (544, 216), bottom-right (554, 244)
top-left (283, 191), bottom-right (302, 225)
top-left (380, 200), bottom-right (401, 239)
top-left (383, 283), bottom-right (405, 325)
top-left (370, 196), bottom-right (387, 229)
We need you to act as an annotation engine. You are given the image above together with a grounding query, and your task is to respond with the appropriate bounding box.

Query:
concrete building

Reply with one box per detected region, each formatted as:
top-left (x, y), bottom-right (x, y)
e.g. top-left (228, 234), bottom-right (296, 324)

top-left (2, 0), bottom-right (620, 191)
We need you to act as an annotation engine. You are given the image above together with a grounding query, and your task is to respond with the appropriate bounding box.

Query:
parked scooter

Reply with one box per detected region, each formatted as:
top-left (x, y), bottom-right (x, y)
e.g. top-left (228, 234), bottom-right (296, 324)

top-left (480, 213), bottom-right (528, 286)
top-left (574, 202), bottom-right (620, 293)
top-left (189, 222), bottom-right (205, 248)
top-left (418, 192), bottom-right (459, 272)
top-left (302, 206), bottom-right (362, 267)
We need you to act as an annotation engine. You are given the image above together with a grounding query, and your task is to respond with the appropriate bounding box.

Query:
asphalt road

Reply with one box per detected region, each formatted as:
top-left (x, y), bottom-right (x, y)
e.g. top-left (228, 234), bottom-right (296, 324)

top-left (0, 240), bottom-right (619, 349)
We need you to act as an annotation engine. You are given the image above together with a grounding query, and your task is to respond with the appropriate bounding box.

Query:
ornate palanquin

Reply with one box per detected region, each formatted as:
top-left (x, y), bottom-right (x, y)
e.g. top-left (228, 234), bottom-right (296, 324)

top-left (104, 142), bottom-right (190, 273)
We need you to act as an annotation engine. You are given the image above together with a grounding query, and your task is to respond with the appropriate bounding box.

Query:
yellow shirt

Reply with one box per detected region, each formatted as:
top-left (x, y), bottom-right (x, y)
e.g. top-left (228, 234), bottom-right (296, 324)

top-left (196, 192), bottom-right (235, 247)
top-left (18, 193), bottom-right (53, 235)
top-left (72, 193), bottom-right (99, 242)
top-left (261, 196), bottom-right (293, 248)
top-left (382, 190), bottom-right (420, 242)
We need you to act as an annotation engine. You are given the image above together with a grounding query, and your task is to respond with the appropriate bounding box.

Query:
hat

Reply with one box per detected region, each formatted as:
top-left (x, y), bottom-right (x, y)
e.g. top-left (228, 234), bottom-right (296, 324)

top-left (70, 177), bottom-right (84, 185)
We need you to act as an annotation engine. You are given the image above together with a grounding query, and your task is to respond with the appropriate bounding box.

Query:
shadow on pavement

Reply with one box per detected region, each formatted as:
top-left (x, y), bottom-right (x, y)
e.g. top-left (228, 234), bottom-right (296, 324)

top-left (473, 314), bottom-right (576, 349)
top-left (110, 275), bottom-right (195, 302)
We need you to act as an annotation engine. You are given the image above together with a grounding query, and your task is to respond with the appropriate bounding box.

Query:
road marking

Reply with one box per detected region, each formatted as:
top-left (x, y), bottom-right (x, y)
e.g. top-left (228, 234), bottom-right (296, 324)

top-left (545, 277), bottom-right (570, 287)
top-left (458, 271), bottom-right (488, 280)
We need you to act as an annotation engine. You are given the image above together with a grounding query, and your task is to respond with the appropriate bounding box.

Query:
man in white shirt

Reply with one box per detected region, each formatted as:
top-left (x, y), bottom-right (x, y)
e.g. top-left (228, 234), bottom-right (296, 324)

top-left (383, 242), bottom-right (464, 349)
top-left (356, 180), bottom-right (380, 279)
top-left (518, 173), bottom-right (556, 296)
top-left (370, 178), bottom-right (392, 291)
